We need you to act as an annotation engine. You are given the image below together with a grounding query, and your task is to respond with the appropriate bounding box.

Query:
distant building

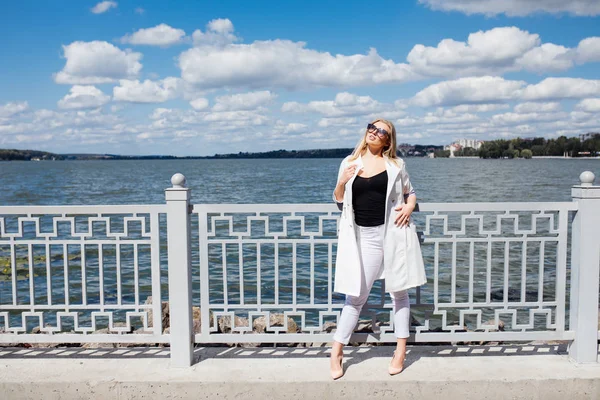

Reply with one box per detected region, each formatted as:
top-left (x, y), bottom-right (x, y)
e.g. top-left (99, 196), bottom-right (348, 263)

top-left (443, 138), bottom-right (483, 156)
top-left (443, 143), bottom-right (462, 152)
top-left (454, 138), bottom-right (483, 150)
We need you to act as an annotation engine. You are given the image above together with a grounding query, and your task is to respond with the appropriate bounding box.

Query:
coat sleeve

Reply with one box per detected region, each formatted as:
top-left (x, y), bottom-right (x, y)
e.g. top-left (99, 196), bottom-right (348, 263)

top-left (332, 158), bottom-right (347, 210)
top-left (401, 165), bottom-right (416, 199)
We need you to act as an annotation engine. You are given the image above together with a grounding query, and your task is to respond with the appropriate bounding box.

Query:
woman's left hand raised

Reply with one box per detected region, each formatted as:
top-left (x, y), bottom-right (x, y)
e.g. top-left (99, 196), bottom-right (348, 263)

top-left (394, 203), bottom-right (414, 227)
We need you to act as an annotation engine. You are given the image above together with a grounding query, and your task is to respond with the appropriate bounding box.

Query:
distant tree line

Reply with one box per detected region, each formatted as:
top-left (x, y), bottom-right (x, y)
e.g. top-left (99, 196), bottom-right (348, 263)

top-left (0, 149), bottom-right (64, 161)
top-left (210, 148), bottom-right (356, 159)
top-left (477, 134), bottom-right (600, 159)
top-left (3, 134), bottom-right (598, 161)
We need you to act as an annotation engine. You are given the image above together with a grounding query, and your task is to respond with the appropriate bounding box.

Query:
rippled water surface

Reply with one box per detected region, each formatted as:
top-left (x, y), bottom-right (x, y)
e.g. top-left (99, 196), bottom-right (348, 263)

top-left (1, 158), bottom-right (598, 331)
top-left (1, 157), bottom-right (598, 205)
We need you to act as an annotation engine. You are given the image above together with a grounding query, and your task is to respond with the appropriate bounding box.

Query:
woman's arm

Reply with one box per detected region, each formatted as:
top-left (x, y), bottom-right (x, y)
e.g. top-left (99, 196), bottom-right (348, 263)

top-left (394, 193), bottom-right (416, 227)
top-left (332, 158), bottom-right (356, 205)
top-left (333, 181), bottom-right (345, 203)
top-left (394, 164), bottom-right (417, 226)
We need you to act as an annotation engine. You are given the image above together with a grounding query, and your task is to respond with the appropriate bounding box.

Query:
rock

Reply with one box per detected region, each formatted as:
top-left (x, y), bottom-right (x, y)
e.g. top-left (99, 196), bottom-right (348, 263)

top-left (81, 323), bottom-right (133, 348)
top-left (355, 320), bottom-right (376, 333)
top-left (489, 319), bottom-right (505, 332)
top-left (30, 342), bottom-right (60, 349)
top-left (218, 316), bottom-right (249, 334)
top-left (116, 328), bottom-right (155, 348)
top-left (192, 306), bottom-right (214, 334)
top-left (82, 341), bottom-right (116, 349)
top-left (27, 325), bottom-right (60, 348)
top-left (252, 314), bottom-right (298, 334)
top-left (144, 296), bottom-right (170, 332)
top-left (322, 322), bottom-right (337, 333)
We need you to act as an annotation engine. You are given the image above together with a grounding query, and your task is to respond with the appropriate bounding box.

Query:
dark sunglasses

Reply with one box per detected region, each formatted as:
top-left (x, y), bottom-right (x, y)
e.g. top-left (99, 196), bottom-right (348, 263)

top-left (367, 123), bottom-right (389, 138)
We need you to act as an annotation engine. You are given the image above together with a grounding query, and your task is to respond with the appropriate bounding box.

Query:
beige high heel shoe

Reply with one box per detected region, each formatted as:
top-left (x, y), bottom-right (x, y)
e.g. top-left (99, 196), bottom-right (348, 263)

top-left (388, 350), bottom-right (405, 376)
top-left (330, 354), bottom-right (344, 380)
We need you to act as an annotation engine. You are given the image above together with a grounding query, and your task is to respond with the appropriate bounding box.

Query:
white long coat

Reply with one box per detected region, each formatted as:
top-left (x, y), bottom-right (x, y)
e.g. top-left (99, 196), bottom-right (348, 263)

top-left (333, 155), bottom-right (427, 297)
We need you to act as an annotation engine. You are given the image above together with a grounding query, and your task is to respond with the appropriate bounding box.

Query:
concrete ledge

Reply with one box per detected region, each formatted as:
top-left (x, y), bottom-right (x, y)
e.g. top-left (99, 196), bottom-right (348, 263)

top-left (1, 344), bottom-right (599, 399)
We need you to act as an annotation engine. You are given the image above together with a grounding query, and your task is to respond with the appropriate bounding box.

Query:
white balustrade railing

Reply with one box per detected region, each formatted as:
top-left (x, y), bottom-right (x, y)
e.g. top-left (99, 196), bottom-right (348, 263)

top-left (0, 205), bottom-right (168, 344)
top-left (0, 171), bottom-right (598, 367)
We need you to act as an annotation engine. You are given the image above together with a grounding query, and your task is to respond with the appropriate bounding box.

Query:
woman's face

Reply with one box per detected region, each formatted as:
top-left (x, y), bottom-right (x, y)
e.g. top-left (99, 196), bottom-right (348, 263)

top-left (365, 121), bottom-right (390, 148)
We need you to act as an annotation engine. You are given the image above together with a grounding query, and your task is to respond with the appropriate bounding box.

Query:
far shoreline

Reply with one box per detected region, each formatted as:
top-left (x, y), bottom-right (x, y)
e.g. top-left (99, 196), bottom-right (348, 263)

top-left (4, 155), bottom-right (600, 161)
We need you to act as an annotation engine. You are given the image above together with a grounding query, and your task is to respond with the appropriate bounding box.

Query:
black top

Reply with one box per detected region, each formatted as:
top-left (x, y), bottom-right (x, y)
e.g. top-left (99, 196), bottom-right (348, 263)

top-left (352, 170), bottom-right (388, 227)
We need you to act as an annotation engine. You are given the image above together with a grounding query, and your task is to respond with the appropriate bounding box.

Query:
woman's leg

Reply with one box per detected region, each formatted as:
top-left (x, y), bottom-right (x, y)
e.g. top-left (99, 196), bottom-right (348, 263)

top-left (330, 225), bottom-right (384, 378)
top-left (389, 290), bottom-right (410, 373)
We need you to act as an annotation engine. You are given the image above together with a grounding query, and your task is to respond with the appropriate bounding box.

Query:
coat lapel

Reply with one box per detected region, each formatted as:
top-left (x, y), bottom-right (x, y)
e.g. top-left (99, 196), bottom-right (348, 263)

top-left (344, 155), bottom-right (364, 208)
top-left (385, 157), bottom-right (401, 202)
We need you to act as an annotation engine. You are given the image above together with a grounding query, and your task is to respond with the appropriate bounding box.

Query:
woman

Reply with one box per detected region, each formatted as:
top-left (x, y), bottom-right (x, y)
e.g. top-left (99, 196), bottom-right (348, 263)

top-left (330, 118), bottom-right (426, 380)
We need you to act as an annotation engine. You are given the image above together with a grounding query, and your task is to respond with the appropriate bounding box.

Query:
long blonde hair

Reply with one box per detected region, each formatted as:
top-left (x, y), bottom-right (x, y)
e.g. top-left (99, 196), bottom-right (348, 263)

top-left (348, 118), bottom-right (399, 164)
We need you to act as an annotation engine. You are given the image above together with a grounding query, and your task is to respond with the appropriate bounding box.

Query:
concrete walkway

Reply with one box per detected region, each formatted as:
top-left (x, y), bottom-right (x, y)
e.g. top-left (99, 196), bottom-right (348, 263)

top-left (1, 344), bottom-right (599, 399)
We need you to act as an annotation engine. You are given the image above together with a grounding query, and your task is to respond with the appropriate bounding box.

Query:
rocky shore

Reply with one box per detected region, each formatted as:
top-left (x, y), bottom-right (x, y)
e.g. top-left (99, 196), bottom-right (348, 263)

top-left (0, 295), bottom-right (528, 349)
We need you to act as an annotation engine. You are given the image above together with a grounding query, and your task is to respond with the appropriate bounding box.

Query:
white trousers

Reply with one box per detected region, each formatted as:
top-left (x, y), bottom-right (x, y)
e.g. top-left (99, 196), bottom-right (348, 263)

top-left (333, 224), bottom-right (410, 345)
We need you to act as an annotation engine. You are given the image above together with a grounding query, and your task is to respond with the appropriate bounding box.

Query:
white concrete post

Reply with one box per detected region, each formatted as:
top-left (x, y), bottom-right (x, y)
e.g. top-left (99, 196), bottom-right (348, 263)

top-left (569, 171), bottom-right (600, 364)
top-left (165, 173), bottom-right (194, 367)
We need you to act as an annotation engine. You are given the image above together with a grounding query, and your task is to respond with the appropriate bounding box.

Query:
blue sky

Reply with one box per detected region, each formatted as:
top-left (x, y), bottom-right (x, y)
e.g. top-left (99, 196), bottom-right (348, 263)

top-left (1, 0), bottom-right (599, 156)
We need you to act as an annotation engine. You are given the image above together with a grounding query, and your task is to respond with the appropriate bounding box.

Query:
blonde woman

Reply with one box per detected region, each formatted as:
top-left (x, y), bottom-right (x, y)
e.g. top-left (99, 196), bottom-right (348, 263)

top-left (330, 118), bottom-right (426, 380)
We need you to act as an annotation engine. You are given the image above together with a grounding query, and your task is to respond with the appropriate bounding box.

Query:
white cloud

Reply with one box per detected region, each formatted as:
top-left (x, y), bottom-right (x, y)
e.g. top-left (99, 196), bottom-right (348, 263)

top-left (418, 0), bottom-right (600, 16)
top-left (412, 77), bottom-right (600, 108)
top-left (576, 37), bottom-right (600, 63)
top-left (203, 110), bottom-right (269, 126)
top-left (207, 19), bottom-right (234, 35)
top-left (516, 43), bottom-right (573, 72)
top-left (281, 102), bottom-right (304, 113)
top-left (514, 102), bottom-right (561, 113)
top-left (91, 1), bottom-right (117, 14)
top-left (58, 86), bottom-right (110, 110)
top-left (491, 111), bottom-right (567, 126)
top-left (179, 40), bottom-right (415, 90)
top-left (406, 27), bottom-right (541, 77)
top-left (33, 109), bottom-right (55, 121)
top-left (190, 98), bottom-right (209, 111)
top-left (575, 98), bottom-right (600, 113)
top-left (422, 110), bottom-right (480, 125)
top-left (121, 24), bottom-right (186, 47)
top-left (55, 41), bottom-right (142, 84)
top-left (0, 101), bottom-right (29, 118)
top-left (146, 107), bottom-right (270, 136)
top-left (149, 108), bottom-right (174, 120)
top-left (113, 78), bottom-right (181, 103)
top-left (282, 92), bottom-right (390, 117)
top-left (521, 78), bottom-right (600, 101)
top-left (134, 7), bottom-right (145, 14)
top-left (213, 91), bottom-right (275, 111)
top-left (396, 109), bottom-right (480, 128)
top-left (406, 27), bottom-right (586, 77)
top-left (0, 107), bottom-right (126, 148)
top-left (449, 104), bottom-right (509, 113)
top-left (192, 18), bottom-right (239, 47)
top-left (277, 122), bottom-right (308, 134)
top-left (317, 117), bottom-right (358, 128)
top-left (411, 76), bottom-right (526, 107)
top-left (178, 23), bottom-right (600, 90)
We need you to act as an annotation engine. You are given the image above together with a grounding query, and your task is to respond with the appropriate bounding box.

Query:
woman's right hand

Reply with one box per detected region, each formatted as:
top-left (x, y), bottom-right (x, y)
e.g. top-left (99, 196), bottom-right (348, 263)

top-left (337, 164), bottom-right (358, 187)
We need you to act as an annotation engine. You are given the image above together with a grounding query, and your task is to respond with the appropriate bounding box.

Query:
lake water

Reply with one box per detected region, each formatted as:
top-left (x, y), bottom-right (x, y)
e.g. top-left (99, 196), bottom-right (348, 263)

top-left (1, 157), bottom-right (598, 205)
top-left (0, 158), bottom-right (598, 332)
